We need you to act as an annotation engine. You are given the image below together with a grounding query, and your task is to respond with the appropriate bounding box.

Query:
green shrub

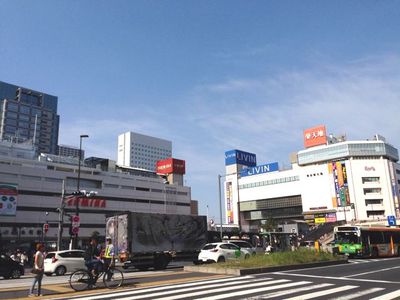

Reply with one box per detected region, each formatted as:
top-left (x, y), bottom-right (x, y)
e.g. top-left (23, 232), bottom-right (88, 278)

top-left (213, 248), bottom-right (342, 269)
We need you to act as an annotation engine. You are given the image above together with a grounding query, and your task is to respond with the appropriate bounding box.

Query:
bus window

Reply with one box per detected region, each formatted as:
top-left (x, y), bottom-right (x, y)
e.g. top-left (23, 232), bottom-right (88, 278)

top-left (369, 231), bottom-right (384, 244)
top-left (336, 232), bottom-right (359, 244)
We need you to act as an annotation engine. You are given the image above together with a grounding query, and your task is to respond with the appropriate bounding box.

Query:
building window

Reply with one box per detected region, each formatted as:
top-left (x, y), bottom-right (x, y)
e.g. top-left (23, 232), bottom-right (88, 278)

top-left (362, 177), bottom-right (380, 184)
top-left (363, 188), bottom-right (381, 195)
top-left (365, 199), bottom-right (383, 205)
top-left (367, 210), bottom-right (385, 218)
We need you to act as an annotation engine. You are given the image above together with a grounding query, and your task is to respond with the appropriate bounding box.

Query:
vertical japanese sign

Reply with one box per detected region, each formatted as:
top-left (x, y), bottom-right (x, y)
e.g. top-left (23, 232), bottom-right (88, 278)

top-left (225, 181), bottom-right (234, 224)
top-left (329, 162), bottom-right (350, 207)
top-left (0, 184), bottom-right (18, 216)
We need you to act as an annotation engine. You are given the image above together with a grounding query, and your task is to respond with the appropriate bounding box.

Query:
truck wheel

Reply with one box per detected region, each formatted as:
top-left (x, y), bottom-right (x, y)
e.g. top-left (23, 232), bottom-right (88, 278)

top-left (154, 255), bottom-right (169, 270)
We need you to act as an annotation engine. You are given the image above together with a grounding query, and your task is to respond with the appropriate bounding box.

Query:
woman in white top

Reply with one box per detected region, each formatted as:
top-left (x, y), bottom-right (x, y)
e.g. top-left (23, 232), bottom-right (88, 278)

top-left (28, 243), bottom-right (45, 297)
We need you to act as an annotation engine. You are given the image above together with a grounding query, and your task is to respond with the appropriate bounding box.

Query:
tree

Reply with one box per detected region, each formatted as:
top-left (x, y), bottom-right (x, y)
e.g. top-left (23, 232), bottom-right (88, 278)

top-left (261, 217), bottom-right (277, 232)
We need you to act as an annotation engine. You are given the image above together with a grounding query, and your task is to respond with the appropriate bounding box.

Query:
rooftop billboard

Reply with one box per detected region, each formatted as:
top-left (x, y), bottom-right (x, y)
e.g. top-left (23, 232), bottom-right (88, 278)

top-left (225, 149), bottom-right (257, 167)
top-left (304, 125), bottom-right (327, 148)
top-left (240, 162), bottom-right (279, 177)
top-left (156, 158), bottom-right (186, 175)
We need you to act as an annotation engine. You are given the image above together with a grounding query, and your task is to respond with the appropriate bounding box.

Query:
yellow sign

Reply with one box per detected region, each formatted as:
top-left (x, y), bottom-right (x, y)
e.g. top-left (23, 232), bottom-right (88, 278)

top-left (314, 217), bottom-right (326, 224)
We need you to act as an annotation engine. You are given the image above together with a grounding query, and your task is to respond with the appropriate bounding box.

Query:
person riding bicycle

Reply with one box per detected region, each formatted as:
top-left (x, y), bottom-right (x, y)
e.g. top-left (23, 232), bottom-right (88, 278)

top-left (103, 237), bottom-right (115, 281)
top-left (84, 237), bottom-right (102, 287)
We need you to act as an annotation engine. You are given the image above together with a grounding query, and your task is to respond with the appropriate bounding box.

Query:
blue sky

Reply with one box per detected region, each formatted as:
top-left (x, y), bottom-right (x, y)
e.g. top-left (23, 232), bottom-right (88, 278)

top-left (1, 1), bottom-right (400, 222)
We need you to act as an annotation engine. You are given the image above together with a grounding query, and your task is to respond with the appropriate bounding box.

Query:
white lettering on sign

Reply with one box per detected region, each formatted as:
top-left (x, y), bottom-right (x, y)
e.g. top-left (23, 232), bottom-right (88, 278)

top-left (306, 130), bottom-right (325, 140)
top-left (365, 166), bottom-right (376, 171)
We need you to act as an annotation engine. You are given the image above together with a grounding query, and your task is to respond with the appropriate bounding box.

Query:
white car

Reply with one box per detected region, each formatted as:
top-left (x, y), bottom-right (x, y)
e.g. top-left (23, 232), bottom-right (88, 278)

top-left (198, 242), bottom-right (251, 263)
top-left (44, 250), bottom-right (86, 276)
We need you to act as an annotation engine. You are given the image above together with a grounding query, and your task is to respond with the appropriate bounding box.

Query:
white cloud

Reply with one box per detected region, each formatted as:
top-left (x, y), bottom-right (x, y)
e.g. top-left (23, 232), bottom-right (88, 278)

top-left (58, 54), bottom-right (400, 220)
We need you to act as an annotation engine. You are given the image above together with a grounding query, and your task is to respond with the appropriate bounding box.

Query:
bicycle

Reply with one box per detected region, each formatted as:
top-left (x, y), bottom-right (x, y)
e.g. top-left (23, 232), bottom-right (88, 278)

top-left (69, 264), bottom-right (124, 291)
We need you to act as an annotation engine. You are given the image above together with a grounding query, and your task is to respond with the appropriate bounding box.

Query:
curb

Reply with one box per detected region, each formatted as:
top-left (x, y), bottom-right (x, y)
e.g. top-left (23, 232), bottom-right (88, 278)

top-left (184, 258), bottom-right (348, 276)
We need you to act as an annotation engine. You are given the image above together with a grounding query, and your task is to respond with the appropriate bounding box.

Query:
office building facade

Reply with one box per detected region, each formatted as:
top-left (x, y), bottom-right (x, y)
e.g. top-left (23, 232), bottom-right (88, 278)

top-left (117, 131), bottom-right (172, 171)
top-left (0, 151), bottom-right (193, 250)
top-left (0, 80), bottom-right (59, 154)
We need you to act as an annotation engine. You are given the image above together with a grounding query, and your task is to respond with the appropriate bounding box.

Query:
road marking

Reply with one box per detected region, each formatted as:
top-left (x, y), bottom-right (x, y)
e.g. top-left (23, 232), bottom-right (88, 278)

top-left (346, 265), bottom-right (400, 277)
top-left (328, 287), bottom-right (384, 300)
top-left (61, 275), bottom-right (256, 300)
top-left (194, 281), bottom-right (312, 300)
top-left (369, 289), bottom-right (400, 300)
top-left (155, 279), bottom-right (298, 300)
top-left (255, 283), bottom-right (334, 299)
top-left (284, 285), bottom-right (358, 300)
top-left (118, 278), bottom-right (280, 300)
top-left (273, 271), bottom-right (398, 283)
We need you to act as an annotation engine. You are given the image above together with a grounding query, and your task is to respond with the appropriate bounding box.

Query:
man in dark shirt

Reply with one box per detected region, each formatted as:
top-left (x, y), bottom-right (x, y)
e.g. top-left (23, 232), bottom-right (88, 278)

top-left (84, 238), bottom-right (101, 285)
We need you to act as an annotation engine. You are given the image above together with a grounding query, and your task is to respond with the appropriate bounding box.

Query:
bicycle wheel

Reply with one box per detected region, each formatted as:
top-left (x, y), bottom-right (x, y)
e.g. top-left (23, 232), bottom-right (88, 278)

top-left (103, 267), bottom-right (124, 289)
top-left (69, 269), bottom-right (91, 291)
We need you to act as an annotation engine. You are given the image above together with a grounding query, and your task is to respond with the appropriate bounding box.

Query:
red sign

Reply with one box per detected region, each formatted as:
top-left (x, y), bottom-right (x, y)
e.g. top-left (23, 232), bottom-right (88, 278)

top-left (43, 223), bottom-right (49, 233)
top-left (303, 125), bottom-right (327, 148)
top-left (71, 227), bottom-right (79, 234)
top-left (156, 158), bottom-right (186, 175)
top-left (66, 197), bottom-right (106, 208)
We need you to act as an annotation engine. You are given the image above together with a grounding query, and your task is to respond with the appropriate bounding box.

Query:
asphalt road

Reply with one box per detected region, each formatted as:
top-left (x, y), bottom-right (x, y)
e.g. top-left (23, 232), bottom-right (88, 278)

top-left (2, 257), bottom-right (400, 299)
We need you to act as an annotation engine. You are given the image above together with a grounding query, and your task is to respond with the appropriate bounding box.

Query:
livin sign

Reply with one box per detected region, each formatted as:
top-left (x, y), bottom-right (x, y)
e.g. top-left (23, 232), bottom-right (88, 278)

top-left (240, 162), bottom-right (279, 177)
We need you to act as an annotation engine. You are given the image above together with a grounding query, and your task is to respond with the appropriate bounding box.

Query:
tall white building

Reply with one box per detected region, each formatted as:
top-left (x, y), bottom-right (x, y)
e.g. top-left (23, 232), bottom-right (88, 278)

top-left (117, 131), bottom-right (172, 171)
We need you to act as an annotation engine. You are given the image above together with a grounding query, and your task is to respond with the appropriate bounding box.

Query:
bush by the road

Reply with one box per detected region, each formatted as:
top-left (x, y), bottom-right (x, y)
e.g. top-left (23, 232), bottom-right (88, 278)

top-left (214, 248), bottom-right (342, 269)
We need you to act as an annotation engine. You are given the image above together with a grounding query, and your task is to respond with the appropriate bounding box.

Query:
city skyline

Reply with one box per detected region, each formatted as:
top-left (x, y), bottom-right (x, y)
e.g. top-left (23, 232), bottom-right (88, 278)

top-left (1, 1), bottom-right (400, 221)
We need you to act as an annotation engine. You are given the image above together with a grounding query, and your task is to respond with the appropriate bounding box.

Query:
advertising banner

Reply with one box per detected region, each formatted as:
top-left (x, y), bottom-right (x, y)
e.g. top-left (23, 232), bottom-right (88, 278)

top-left (303, 125), bottom-right (327, 148)
top-left (240, 162), bottom-right (279, 177)
top-left (156, 158), bottom-right (186, 174)
top-left (225, 181), bottom-right (234, 224)
top-left (225, 149), bottom-right (257, 167)
top-left (0, 184), bottom-right (18, 216)
top-left (330, 161), bottom-right (350, 207)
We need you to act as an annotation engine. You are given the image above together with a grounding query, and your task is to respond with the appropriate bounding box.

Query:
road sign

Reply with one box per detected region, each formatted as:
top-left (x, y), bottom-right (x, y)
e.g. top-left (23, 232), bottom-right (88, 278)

top-left (388, 215), bottom-right (396, 226)
top-left (71, 227), bottom-right (79, 234)
top-left (43, 223), bottom-right (49, 233)
top-left (72, 215), bottom-right (80, 224)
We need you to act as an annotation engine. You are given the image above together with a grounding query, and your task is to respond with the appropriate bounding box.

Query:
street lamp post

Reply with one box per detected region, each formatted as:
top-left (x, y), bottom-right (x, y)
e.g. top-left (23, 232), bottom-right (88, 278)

top-left (75, 134), bottom-right (88, 248)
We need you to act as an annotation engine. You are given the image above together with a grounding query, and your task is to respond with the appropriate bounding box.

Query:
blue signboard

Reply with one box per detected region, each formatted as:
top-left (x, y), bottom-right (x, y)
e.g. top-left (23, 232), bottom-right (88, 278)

top-left (388, 215), bottom-right (397, 226)
top-left (225, 150), bottom-right (257, 167)
top-left (240, 162), bottom-right (279, 177)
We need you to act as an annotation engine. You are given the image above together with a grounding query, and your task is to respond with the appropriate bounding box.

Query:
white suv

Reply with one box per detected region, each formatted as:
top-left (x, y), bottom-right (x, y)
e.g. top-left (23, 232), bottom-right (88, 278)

top-left (44, 250), bottom-right (86, 276)
top-left (198, 242), bottom-right (251, 263)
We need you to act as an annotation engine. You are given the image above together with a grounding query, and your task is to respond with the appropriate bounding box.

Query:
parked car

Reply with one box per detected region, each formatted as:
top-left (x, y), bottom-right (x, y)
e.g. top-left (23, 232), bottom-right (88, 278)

top-left (44, 250), bottom-right (85, 276)
top-left (198, 242), bottom-right (251, 263)
top-left (0, 253), bottom-right (24, 279)
top-left (225, 240), bottom-right (257, 255)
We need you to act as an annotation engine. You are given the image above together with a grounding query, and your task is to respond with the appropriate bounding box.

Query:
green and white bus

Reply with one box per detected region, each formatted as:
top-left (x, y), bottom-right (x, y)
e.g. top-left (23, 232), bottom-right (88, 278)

top-left (333, 225), bottom-right (400, 258)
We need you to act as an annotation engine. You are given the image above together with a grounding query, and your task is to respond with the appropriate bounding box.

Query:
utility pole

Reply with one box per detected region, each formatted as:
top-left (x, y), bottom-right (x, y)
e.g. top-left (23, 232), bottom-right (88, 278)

top-left (57, 180), bottom-right (66, 251)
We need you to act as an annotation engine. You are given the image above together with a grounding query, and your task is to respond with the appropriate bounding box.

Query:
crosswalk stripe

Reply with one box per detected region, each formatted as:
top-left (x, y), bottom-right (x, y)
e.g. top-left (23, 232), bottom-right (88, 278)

top-left (328, 288), bottom-right (385, 300)
top-left (255, 283), bottom-right (334, 299)
top-left (194, 281), bottom-right (312, 300)
top-left (284, 285), bottom-right (358, 300)
top-left (72, 276), bottom-right (256, 300)
top-left (369, 289), bottom-right (400, 300)
top-left (120, 278), bottom-right (288, 300)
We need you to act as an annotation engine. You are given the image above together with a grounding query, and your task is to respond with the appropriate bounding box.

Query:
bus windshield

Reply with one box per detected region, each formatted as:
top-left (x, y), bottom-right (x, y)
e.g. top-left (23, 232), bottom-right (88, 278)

top-left (335, 231), bottom-right (359, 244)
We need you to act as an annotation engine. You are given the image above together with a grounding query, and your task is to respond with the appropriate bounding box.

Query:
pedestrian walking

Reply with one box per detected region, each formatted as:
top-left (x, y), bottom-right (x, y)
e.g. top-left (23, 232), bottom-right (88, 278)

top-left (28, 243), bottom-right (45, 297)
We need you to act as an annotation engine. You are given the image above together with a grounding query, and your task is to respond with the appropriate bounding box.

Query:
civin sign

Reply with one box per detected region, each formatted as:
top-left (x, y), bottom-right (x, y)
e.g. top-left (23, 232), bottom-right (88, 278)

top-left (225, 149), bottom-right (257, 167)
top-left (240, 162), bottom-right (279, 177)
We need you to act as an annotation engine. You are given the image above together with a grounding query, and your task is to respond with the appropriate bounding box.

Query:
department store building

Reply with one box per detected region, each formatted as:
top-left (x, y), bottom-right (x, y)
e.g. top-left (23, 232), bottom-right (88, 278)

top-left (224, 126), bottom-right (400, 232)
